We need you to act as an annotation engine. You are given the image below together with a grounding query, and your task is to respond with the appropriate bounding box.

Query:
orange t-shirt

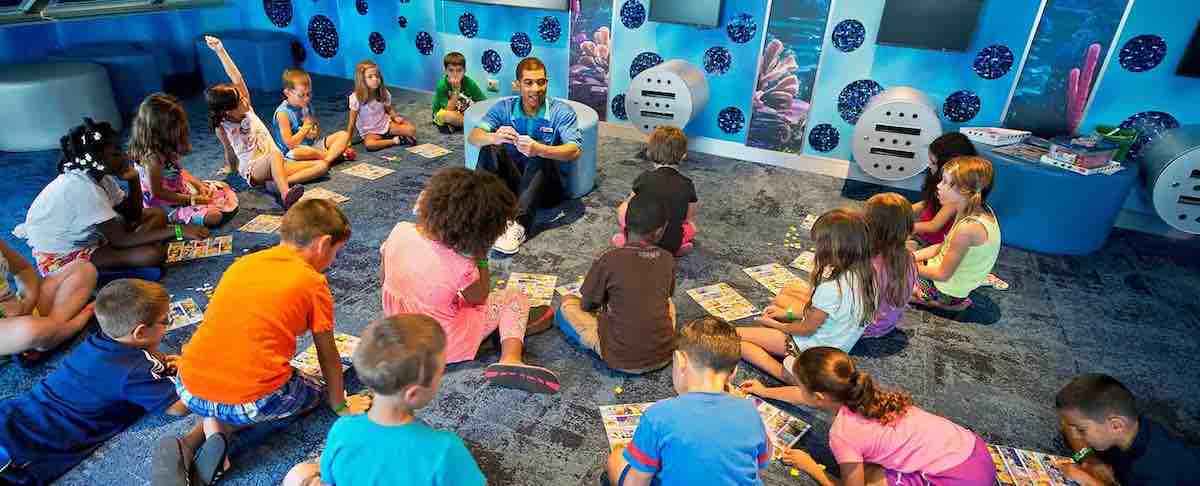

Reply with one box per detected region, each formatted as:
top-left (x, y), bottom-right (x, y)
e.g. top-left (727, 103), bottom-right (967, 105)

top-left (178, 245), bottom-right (334, 404)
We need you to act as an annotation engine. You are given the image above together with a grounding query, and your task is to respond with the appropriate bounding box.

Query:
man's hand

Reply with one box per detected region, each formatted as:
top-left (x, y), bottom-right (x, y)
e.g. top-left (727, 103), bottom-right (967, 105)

top-left (494, 126), bottom-right (520, 146)
top-left (516, 135), bottom-right (537, 157)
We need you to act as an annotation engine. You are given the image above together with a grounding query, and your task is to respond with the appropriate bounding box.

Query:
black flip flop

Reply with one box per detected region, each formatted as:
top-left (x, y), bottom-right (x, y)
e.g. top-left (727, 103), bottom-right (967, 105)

top-left (483, 363), bottom-right (560, 394)
top-left (281, 185), bottom-right (305, 210)
top-left (194, 433), bottom-right (230, 485)
top-left (151, 435), bottom-right (196, 486)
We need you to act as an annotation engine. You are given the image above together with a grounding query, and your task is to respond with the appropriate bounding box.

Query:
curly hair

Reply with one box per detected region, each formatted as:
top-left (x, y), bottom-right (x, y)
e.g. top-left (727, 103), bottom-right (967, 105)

top-left (129, 93), bottom-right (192, 166)
top-left (864, 193), bottom-right (915, 310)
top-left (58, 117), bottom-right (118, 178)
top-left (793, 347), bottom-right (913, 425)
top-left (418, 168), bottom-right (516, 257)
top-left (205, 84), bottom-right (240, 130)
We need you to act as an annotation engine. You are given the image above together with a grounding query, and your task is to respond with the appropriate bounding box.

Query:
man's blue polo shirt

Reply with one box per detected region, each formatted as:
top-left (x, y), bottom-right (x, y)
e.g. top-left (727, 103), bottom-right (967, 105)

top-left (477, 96), bottom-right (583, 150)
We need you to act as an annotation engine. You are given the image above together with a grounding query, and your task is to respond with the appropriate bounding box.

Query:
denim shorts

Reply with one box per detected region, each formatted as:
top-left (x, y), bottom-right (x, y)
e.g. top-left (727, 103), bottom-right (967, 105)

top-left (174, 369), bottom-right (324, 426)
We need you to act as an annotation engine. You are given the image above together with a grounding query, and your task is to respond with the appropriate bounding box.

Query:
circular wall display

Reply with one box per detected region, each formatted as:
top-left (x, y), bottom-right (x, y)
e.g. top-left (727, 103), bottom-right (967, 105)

top-left (808, 123), bottom-right (839, 152)
top-left (1119, 34), bottom-right (1167, 72)
top-left (832, 19), bottom-right (865, 53)
top-left (620, 0), bottom-right (646, 29)
top-left (511, 32), bottom-right (532, 57)
top-left (307, 15), bottom-right (339, 59)
top-left (851, 87), bottom-right (943, 181)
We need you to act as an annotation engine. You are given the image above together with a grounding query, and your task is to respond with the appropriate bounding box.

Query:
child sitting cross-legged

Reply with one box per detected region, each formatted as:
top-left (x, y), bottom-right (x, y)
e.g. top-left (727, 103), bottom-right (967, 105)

top-left (282, 314), bottom-right (486, 486)
top-left (1054, 373), bottom-right (1199, 486)
top-left (860, 193), bottom-right (918, 339)
top-left (741, 346), bottom-right (996, 486)
top-left (347, 60), bottom-right (417, 150)
top-left (273, 68), bottom-right (354, 166)
top-left (381, 167), bottom-right (558, 394)
top-left (559, 192), bottom-right (677, 374)
top-left (614, 126), bottom-right (698, 256)
top-left (0, 279), bottom-right (204, 486)
top-left (604, 317), bottom-right (774, 486)
top-left (173, 200), bottom-right (371, 483)
top-left (432, 51), bottom-right (488, 133)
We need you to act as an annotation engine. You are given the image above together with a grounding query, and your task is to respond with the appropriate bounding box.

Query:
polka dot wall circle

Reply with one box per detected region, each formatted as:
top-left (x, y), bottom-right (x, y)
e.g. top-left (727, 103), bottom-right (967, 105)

top-left (307, 15), bottom-right (339, 59)
top-left (458, 12), bottom-right (479, 38)
top-left (539, 16), bottom-right (562, 43)
top-left (611, 94), bottom-right (628, 120)
top-left (1119, 35), bottom-right (1167, 72)
top-left (1120, 111), bottom-right (1179, 159)
top-left (369, 32), bottom-right (386, 55)
top-left (718, 107), bottom-right (745, 134)
top-left (726, 13), bottom-right (757, 44)
top-left (482, 49), bottom-right (503, 74)
top-left (808, 123), bottom-right (839, 152)
top-left (397, 16), bottom-right (407, 28)
top-left (620, 0), bottom-right (646, 29)
top-left (263, 0), bottom-right (292, 29)
top-left (355, 0), bottom-right (367, 15)
top-left (415, 31), bottom-right (434, 56)
top-left (511, 32), bottom-right (532, 57)
top-left (943, 90), bottom-right (981, 123)
top-left (973, 45), bottom-right (1014, 79)
top-left (703, 46), bottom-right (732, 75)
top-left (837, 79), bottom-right (883, 124)
top-left (831, 19), bottom-right (865, 53)
top-left (630, 51), bottom-right (663, 79)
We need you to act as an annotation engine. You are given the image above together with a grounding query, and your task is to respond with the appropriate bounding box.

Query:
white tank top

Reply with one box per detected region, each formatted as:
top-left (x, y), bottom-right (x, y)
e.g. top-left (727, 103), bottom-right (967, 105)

top-left (221, 111), bottom-right (276, 163)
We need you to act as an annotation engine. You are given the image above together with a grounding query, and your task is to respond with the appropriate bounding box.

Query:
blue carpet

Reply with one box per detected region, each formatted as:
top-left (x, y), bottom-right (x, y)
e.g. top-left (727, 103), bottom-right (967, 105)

top-left (1, 75), bottom-right (1198, 485)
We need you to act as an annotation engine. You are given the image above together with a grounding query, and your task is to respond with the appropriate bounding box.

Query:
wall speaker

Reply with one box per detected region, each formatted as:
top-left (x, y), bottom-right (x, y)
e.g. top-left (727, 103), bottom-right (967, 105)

top-left (1142, 125), bottom-right (1200, 234)
top-left (852, 87), bottom-right (943, 181)
top-left (625, 60), bottom-right (709, 134)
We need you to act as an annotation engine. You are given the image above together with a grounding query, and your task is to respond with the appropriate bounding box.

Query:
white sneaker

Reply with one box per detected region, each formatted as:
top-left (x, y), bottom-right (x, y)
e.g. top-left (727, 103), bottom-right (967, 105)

top-left (493, 221), bottom-right (526, 255)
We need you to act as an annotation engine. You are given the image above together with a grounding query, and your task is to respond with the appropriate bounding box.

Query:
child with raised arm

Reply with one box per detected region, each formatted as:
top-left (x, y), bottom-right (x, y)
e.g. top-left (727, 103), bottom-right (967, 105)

top-left (740, 347), bottom-right (995, 486)
top-left (381, 168), bottom-right (559, 394)
top-left (737, 209), bottom-right (876, 383)
top-left (273, 68), bottom-right (354, 166)
top-left (0, 279), bottom-right (205, 486)
top-left (559, 193), bottom-right (677, 374)
top-left (130, 93), bottom-right (238, 228)
top-left (605, 317), bottom-right (773, 486)
top-left (14, 118), bottom-right (208, 275)
top-left (347, 60), bottom-right (416, 151)
top-left (282, 314), bottom-right (486, 486)
top-left (432, 52), bottom-right (487, 133)
top-left (174, 200), bottom-right (371, 482)
top-left (203, 35), bottom-right (324, 209)
top-left (911, 156), bottom-right (1001, 312)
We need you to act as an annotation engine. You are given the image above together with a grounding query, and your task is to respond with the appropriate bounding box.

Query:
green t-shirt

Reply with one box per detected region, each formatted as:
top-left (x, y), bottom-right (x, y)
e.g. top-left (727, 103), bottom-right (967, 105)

top-left (432, 75), bottom-right (487, 118)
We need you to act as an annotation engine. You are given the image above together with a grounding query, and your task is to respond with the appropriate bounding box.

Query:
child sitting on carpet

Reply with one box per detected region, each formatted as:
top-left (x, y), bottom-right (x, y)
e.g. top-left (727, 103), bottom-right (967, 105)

top-left (130, 93), bottom-right (238, 228)
top-left (347, 60), bottom-right (416, 150)
top-left (432, 51), bottom-right (488, 133)
top-left (14, 118), bottom-right (208, 275)
top-left (381, 168), bottom-right (559, 394)
top-left (911, 156), bottom-right (1001, 312)
top-left (0, 238), bottom-right (95, 362)
top-left (203, 35), bottom-right (319, 209)
top-left (0, 279), bottom-right (205, 486)
top-left (174, 200), bottom-right (371, 482)
top-left (559, 193), bottom-right (677, 374)
top-left (737, 208), bottom-right (876, 382)
top-left (604, 317), bottom-right (773, 485)
top-left (614, 126), bottom-right (698, 256)
top-left (282, 314), bottom-right (486, 486)
top-left (1054, 374), bottom-right (1199, 486)
top-left (740, 347), bottom-right (996, 486)
top-left (861, 193), bottom-right (917, 338)
top-left (911, 133), bottom-right (977, 249)
top-left (272, 68), bottom-right (354, 166)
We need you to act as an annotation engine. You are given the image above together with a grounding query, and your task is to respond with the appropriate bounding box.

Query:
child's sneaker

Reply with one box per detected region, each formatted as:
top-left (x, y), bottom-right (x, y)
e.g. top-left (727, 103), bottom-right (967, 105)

top-left (484, 363), bottom-right (560, 394)
top-left (492, 222), bottom-right (526, 255)
top-left (342, 148), bottom-right (357, 161)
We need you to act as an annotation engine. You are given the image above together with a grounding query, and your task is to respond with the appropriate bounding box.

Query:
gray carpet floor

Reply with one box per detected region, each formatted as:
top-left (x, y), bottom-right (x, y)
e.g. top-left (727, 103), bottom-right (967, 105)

top-left (1, 75), bottom-right (1197, 485)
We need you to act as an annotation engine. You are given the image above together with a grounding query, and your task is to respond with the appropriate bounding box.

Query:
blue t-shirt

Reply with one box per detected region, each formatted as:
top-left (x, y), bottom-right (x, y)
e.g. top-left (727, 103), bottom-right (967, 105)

top-left (273, 100), bottom-right (314, 152)
top-left (624, 392), bottom-right (772, 485)
top-left (476, 96), bottom-right (583, 150)
top-left (320, 415), bottom-right (485, 486)
top-left (0, 331), bottom-right (178, 483)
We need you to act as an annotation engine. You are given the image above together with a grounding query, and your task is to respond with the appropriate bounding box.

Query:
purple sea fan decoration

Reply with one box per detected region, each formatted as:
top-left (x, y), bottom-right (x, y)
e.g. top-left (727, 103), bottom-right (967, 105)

top-left (750, 39), bottom-right (809, 144)
top-left (569, 26), bottom-right (611, 117)
top-left (1067, 43), bottom-right (1101, 135)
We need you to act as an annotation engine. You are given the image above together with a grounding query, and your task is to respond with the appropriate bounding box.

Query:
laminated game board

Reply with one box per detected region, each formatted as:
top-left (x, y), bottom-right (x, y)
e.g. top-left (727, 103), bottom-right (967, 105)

top-left (238, 214), bottom-right (282, 234)
top-left (290, 333), bottom-right (361, 383)
top-left (166, 236), bottom-right (233, 263)
top-left (988, 444), bottom-right (1080, 486)
top-left (743, 263), bottom-right (802, 295)
top-left (167, 298), bottom-right (203, 331)
top-left (686, 283), bottom-right (758, 322)
top-left (341, 163), bottom-right (394, 180)
top-left (507, 273), bottom-right (558, 307)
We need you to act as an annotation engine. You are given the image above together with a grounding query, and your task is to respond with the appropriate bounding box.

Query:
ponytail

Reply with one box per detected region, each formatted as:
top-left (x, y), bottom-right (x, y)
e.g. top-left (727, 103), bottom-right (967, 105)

top-left (793, 347), bottom-right (913, 425)
top-left (944, 156), bottom-right (994, 218)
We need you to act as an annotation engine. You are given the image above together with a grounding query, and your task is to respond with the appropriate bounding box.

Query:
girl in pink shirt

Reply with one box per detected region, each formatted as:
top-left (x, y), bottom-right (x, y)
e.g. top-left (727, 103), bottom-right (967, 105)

top-left (346, 60), bottom-right (416, 151)
top-left (379, 167), bottom-right (559, 394)
top-left (741, 347), bottom-right (995, 486)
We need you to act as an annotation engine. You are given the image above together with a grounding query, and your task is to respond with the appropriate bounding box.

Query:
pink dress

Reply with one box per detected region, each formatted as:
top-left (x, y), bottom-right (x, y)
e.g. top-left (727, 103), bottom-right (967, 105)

top-left (379, 223), bottom-right (528, 363)
top-left (136, 159), bottom-right (237, 225)
top-left (348, 91), bottom-right (394, 137)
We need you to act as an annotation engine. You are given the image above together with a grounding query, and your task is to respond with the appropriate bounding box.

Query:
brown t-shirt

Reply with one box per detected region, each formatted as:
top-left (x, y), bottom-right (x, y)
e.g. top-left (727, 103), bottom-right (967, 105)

top-left (579, 244), bottom-right (676, 370)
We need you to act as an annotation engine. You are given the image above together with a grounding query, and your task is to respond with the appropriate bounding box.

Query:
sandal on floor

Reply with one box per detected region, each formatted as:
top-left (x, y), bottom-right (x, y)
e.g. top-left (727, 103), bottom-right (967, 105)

top-left (281, 185), bottom-right (305, 210)
top-left (982, 273), bottom-right (1010, 291)
top-left (484, 363), bottom-right (561, 394)
top-left (151, 435), bottom-right (196, 486)
top-left (194, 432), bottom-right (230, 485)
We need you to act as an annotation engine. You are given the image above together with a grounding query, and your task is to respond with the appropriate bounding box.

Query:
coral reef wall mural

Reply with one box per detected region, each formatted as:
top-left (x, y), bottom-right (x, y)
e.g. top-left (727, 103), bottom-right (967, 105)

top-left (568, 0), bottom-right (613, 121)
top-left (746, 0), bottom-right (832, 154)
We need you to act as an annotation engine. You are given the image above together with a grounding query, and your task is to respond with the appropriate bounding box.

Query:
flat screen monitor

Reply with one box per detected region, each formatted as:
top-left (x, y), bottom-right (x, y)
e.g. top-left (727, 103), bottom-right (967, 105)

top-left (453, 0), bottom-right (568, 11)
top-left (1178, 21), bottom-right (1200, 77)
top-left (876, 0), bottom-right (984, 52)
top-left (649, 0), bottom-right (722, 28)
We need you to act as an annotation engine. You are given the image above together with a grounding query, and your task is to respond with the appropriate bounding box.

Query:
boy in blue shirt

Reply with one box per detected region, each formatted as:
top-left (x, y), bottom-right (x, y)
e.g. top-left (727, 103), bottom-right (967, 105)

top-left (273, 68), bottom-right (354, 168)
top-left (605, 317), bottom-right (773, 486)
top-left (0, 279), bottom-right (203, 485)
top-left (283, 314), bottom-right (486, 486)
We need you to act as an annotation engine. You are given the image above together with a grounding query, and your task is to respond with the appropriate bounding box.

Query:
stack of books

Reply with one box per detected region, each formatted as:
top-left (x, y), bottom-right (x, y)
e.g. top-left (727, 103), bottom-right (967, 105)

top-left (1039, 135), bottom-right (1125, 176)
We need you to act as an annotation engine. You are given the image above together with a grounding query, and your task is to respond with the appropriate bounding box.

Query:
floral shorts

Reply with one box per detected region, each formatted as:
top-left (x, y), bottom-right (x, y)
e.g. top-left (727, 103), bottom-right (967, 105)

top-left (914, 277), bottom-right (969, 307)
top-left (33, 247), bottom-right (98, 276)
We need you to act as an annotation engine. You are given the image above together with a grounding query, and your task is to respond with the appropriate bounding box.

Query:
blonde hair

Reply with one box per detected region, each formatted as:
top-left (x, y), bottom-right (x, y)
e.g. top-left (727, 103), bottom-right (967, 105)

top-left (353, 60), bottom-right (390, 104)
top-left (95, 279), bottom-right (170, 338)
top-left (280, 199), bottom-right (352, 246)
top-left (282, 68), bottom-right (311, 92)
top-left (128, 93), bottom-right (191, 166)
top-left (943, 156), bottom-right (994, 218)
top-left (806, 208), bottom-right (877, 326)
top-left (646, 126), bottom-right (688, 166)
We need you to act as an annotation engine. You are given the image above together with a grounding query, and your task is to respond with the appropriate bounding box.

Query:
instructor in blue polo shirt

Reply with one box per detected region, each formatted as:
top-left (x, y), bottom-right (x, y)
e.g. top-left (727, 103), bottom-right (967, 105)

top-left (468, 57), bottom-right (583, 255)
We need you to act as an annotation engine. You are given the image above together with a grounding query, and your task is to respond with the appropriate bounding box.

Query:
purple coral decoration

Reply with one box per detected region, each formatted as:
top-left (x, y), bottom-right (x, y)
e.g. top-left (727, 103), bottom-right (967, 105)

top-left (263, 0), bottom-right (292, 28)
top-left (368, 32), bottom-right (386, 55)
top-left (630, 51), bottom-right (663, 79)
top-left (943, 90), bottom-right (981, 123)
top-left (726, 13), bottom-right (757, 44)
top-left (748, 38), bottom-right (810, 150)
top-left (832, 20), bottom-right (865, 52)
top-left (1119, 34), bottom-right (1167, 72)
top-left (611, 94), bottom-right (628, 120)
top-left (973, 45), bottom-right (1014, 80)
top-left (415, 31), bottom-right (434, 56)
top-left (1067, 43), bottom-right (1101, 135)
top-left (620, 0), bottom-right (646, 29)
top-left (307, 15), bottom-right (339, 59)
top-left (703, 46), bottom-right (732, 75)
top-left (808, 124), bottom-right (839, 152)
top-left (539, 16), bottom-right (562, 43)
top-left (570, 27), bottom-right (611, 119)
top-left (511, 32), bottom-right (532, 57)
top-left (1119, 111), bottom-right (1179, 160)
